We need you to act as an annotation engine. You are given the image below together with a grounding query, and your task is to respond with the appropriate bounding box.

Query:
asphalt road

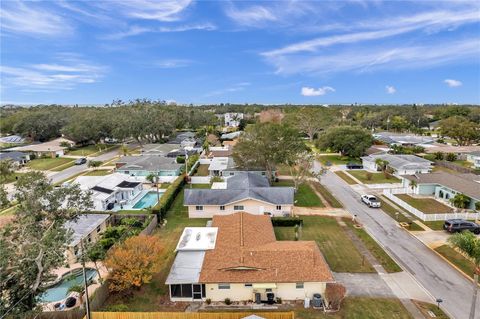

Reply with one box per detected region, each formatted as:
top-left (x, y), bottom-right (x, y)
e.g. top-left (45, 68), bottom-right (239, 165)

top-left (319, 168), bottom-right (479, 319)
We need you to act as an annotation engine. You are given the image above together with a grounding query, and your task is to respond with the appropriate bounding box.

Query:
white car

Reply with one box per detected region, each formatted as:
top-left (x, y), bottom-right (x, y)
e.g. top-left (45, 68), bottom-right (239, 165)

top-left (361, 195), bottom-right (381, 208)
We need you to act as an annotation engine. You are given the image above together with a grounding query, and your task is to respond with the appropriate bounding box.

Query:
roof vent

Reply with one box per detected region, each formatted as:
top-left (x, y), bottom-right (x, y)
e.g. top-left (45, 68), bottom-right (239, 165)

top-left (196, 232), bottom-right (201, 241)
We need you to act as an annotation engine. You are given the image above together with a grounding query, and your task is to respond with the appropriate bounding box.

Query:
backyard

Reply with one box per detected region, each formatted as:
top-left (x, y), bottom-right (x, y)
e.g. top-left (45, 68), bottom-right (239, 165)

top-left (194, 164), bottom-right (209, 176)
top-left (26, 157), bottom-right (74, 171)
top-left (348, 170), bottom-right (401, 184)
top-left (395, 194), bottom-right (453, 214)
top-left (273, 180), bottom-right (324, 207)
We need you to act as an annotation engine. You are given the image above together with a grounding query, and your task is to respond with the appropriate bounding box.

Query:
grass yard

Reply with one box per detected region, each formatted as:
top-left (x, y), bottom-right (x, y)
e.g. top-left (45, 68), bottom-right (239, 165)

top-left (422, 220), bottom-right (446, 230)
top-left (348, 170), bottom-right (401, 184)
top-left (395, 194), bottom-right (453, 214)
top-left (335, 171), bottom-right (358, 184)
top-left (68, 144), bottom-right (117, 156)
top-left (27, 157), bottom-right (74, 171)
top-left (101, 183), bottom-right (210, 311)
top-left (344, 220), bottom-right (402, 273)
top-left (273, 180), bottom-right (324, 207)
top-left (413, 301), bottom-right (449, 319)
top-left (317, 155), bottom-right (360, 166)
top-left (296, 297), bottom-right (412, 319)
top-left (453, 160), bottom-right (473, 168)
top-left (194, 164), bottom-right (209, 176)
top-left (435, 244), bottom-right (476, 279)
top-left (0, 172), bottom-right (24, 184)
top-left (310, 182), bottom-right (343, 208)
top-left (0, 205), bottom-right (17, 216)
top-left (378, 197), bottom-right (424, 231)
top-left (83, 169), bottom-right (112, 176)
top-left (274, 216), bottom-right (375, 273)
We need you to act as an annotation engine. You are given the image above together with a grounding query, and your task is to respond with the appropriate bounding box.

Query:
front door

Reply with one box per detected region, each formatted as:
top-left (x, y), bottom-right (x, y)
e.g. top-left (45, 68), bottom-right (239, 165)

top-left (193, 284), bottom-right (202, 300)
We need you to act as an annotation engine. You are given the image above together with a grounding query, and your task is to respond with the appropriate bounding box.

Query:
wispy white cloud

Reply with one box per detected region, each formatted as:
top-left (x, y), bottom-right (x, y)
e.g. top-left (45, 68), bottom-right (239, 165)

top-left (104, 0), bottom-right (193, 22)
top-left (1, 56), bottom-right (106, 91)
top-left (204, 82), bottom-right (251, 97)
top-left (386, 85), bottom-right (396, 94)
top-left (103, 23), bottom-right (216, 40)
top-left (225, 4), bottom-right (277, 27)
top-left (301, 86), bottom-right (335, 96)
top-left (0, 0), bottom-right (72, 37)
top-left (154, 59), bottom-right (193, 69)
top-left (444, 79), bottom-right (462, 87)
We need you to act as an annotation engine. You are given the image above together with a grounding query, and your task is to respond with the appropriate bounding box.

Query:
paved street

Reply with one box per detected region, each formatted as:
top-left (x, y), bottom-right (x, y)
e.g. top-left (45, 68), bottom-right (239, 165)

top-left (319, 167), bottom-right (479, 319)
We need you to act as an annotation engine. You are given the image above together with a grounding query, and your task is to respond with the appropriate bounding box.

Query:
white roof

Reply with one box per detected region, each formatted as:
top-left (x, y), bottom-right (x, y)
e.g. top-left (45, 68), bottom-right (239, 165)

top-left (165, 251), bottom-right (205, 284)
top-left (208, 157), bottom-right (229, 171)
top-left (175, 227), bottom-right (218, 251)
top-left (211, 182), bottom-right (227, 189)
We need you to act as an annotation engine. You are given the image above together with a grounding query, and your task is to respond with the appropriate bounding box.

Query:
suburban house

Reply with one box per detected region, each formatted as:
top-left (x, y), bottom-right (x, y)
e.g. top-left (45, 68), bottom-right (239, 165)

top-left (73, 173), bottom-right (144, 211)
top-left (401, 172), bottom-right (480, 210)
top-left (141, 143), bottom-right (182, 156)
top-left (0, 135), bottom-right (25, 144)
top-left (184, 172), bottom-right (294, 218)
top-left (0, 151), bottom-right (30, 167)
top-left (361, 154), bottom-right (433, 176)
top-left (207, 157), bottom-right (272, 178)
top-left (373, 132), bottom-right (434, 146)
top-left (221, 131), bottom-right (242, 140)
top-left (10, 137), bottom-right (74, 158)
top-left (65, 214), bottom-right (111, 264)
top-left (168, 132), bottom-right (199, 149)
top-left (224, 112), bottom-right (244, 127)
top-left (466, 151), bottom-right (480, 169)
top-left (166, 212), bottom-right (334, 302)
top-left (207, 146), bottom-right (233, 158)
top-left (115, 155), bottom-right (183, 178)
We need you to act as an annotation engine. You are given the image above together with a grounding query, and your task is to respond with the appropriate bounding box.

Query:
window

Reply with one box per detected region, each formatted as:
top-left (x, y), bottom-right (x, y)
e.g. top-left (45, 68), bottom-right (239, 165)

top-left (266, 288), bottom-right (272, 292)
top-left (296, 282), bottom-right (304, 289)
top-left (170, 284), bottom-right (193, 298)
top-left (218, 283), bottom-right (230, 290)
top-left (97, 225), bottom-right (101, 233)
top-left (276, 205), bottom-right (282, 210)
top-left (230, 172), bottom-right (234, 176)
top-left (244, 283), bottom-right (252, 287)
top-left (195, 206), bottom-right (203, 211)
top-left (261, 172), bottom-right (266, 175)
top-left (220, 206), bottom-right (225, 211)
top-left (234, 205), bottom-right (244, 211)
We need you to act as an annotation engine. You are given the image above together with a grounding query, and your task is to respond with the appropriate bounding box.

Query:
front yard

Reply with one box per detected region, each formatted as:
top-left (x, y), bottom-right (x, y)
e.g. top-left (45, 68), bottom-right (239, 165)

top-left (395, 194), bottom-right (453, 214)
top-left (68, 144), bottom-right (118, 156)
top-left (334, 171), bottom-right (358, 185)
top-left (26, 157), bottom-right (74, 171)
top-left (348, 170), bottom-right (401, 184)
top-left (273, 180), bottom-right (324, 207)
top-left (317, 155), bottom-right (360, 166)
top-left (434, 244), bottom-right (476, 279)
top-left (83, 169), bottom-right (112, 176)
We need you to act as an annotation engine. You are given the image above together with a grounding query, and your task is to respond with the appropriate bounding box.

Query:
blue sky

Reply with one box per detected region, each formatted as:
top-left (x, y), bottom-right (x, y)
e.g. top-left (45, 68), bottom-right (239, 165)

top-left (1, 0), bottom-right (479, 105)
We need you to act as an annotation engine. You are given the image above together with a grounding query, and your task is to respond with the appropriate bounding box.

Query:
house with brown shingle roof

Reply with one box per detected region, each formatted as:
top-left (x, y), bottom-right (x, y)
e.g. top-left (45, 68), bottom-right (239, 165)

top-left (166, 212), bottom-right (333, 303)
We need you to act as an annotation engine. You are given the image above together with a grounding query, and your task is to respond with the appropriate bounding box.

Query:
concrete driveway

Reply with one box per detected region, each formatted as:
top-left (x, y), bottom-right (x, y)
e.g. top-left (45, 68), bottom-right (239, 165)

top-left (318, 166), bottom-right (479, 319)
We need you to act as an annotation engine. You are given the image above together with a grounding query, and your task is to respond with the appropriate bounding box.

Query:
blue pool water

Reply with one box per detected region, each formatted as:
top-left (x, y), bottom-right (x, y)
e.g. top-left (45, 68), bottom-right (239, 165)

top-left (39, 269), bottom-right (97, 303)
top-left (132, 191), bottom-right (161, 209)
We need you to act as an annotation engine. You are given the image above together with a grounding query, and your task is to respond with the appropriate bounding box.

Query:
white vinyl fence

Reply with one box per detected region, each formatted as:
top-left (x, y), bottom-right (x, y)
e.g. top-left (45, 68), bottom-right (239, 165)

top-left (383, 188), bottom-right (479, 221)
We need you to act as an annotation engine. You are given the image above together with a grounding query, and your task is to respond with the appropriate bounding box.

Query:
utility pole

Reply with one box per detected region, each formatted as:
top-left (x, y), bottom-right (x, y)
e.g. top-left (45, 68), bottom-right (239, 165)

top-left (80, 240), bottom-right (91, 319)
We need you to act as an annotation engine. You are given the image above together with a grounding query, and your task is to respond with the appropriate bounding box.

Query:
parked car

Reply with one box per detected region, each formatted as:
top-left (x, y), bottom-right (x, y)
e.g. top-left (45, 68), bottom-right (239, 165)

top-left (444, 219), bottom-right (480, 234)
top-left (346, 162), bottom-right (363, 169)
top-left (361, 195), bottom-right (381, 208)
top-left (74, 157), bottom-right (87, 165)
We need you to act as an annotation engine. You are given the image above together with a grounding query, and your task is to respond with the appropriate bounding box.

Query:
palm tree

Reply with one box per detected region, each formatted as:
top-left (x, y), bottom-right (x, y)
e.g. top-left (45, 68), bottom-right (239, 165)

top-left (409, 180), bottom-right (417, 194)
top-left (450, 193), bottom-right (471, 212)
top-left (87, 160), bottom-right (101, 171)
top-left (119, 144), bottom-right (129, 156)
top-left (448, 232), bottom-right (480, 319)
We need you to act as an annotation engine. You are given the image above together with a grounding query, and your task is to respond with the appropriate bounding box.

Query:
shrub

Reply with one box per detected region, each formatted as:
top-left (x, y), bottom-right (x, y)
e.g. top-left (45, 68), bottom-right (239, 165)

top-left (446, 153), bottom-right (457, 161)
top-left (365, 172), bottom-right (373, 181)
top-left (224, 298), bottom-right (231, 305)
top-left (210, 176), bottom-right (224, 184)
top-left (206, 298), bottom-right (212, 305)
top-left (434, 152), bottom-right (444, 160)
top-left (152, 174), bottom-right (185, 218)
top-left (271, 217), bottom-right (303, 227)
top-left (107, 304), bottom-right (129, 312)
top-left (325, 283), bottom-right (346, 310)
top-left (276, 297), bottom-right (282, 304)
top-left (176, 156), bottom-right (185, 164)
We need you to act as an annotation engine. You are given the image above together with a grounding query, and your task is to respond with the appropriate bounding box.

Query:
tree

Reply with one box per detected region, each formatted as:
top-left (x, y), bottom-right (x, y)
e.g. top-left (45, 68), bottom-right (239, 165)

top-left (317, 126), bottom-right (373, 158)
top-left (88, 160), bottom-right (102, 170)
top-left (119, 144), bottom-right (130, 156)
top-left (285, 107), bottom-right (336, 141)
top-left (409, 180), bottom-right (417, 193)
top-left (389, 115), bottom-right (410, 132)
top-left (434, 152), bottom-right (444, 160)
top-left (286, 153), bottom-right (315, 191)
top-left (86, 243), bottom-right (105, 283)
top-left (0, 172), bottom-right (92, 316)
top-left (450, 193), bottom-right (471, 210)
top-left (0, 160), bottom-right (14, 182)
top-left (233, 123), bottom-right (306, 182)
top-left (145, 173), bottom-right (157, 184)
top-left (448, 232), bottom-right (480, 319)
top-left (325, 283), bottom-right (346, 310)
top-left (0, 186), bottom-right (9, 209)
top-left (445, 153), bottom-right (457, 161)
top-left (104, 235), bottom-right (164, 292)
top-left (440, 116), bottom-right (480, 146)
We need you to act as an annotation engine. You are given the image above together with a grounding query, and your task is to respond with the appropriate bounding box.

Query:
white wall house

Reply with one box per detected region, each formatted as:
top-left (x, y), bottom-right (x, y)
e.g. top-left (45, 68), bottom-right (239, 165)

top-left (224, 112), bottom-right (244, 127)
top-left (361, 154), bottom-right (433, 176)
top-left (466, 151), bottom-right (480, 169)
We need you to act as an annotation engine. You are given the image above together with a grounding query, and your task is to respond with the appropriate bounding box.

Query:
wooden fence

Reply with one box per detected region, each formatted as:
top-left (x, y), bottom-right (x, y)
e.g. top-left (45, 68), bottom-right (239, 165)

top-left (435, 160), bottom-right (479, 175)
top-left (87, 312), bottom-right (295, 319)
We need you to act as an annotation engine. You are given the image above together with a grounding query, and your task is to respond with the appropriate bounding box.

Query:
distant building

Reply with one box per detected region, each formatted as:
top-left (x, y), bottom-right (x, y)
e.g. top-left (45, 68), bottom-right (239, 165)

top-left (361, 154), bottom-right (433, 176)
top-left (0, 135), bottom-right (25, 144)
top-left (10, 137), bottom-right (74, 158)
top-left (373, 132), bottom-right (434, 146)
top-left (0, 151), bottom-right (30, 167)
top-left (224, 113), bottom-right (244, 127)
top-left (115, 155), bottom-right (183, 178)
top-left (465, 151), bottom-right (480, 169)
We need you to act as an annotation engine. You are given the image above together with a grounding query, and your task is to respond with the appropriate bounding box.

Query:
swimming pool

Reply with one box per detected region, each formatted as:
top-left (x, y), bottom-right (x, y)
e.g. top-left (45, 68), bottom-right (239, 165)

top-left (132, 191), bottom-right (161, 209)
top-left (38, 268), bottom-right (97, 303)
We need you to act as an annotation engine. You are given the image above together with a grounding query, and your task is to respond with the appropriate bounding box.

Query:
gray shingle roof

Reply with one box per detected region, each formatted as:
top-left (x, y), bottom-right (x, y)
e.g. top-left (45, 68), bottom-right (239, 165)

top-left (362, 154), bottom-right (432, 171)
top-left (116, 155), bottom-right (182, 171)
top-left (184, 172), bottom-right (294, 205)
top-left (65, 214), bottom-right (110, 247)
top-left (0, 151), bottom-right (27, 162)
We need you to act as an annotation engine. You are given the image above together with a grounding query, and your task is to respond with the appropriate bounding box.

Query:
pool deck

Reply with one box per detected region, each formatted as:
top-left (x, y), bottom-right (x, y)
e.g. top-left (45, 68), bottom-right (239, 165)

top-left (111, 189), bottom-right (164, 212)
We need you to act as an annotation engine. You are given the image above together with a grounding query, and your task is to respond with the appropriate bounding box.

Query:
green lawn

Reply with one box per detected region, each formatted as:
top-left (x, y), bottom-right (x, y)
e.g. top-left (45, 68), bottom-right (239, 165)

top-left (395, 194), bottom-right (453, 214)
top-left (310, 182), bottom-right (343, 208)
top-left (378, 197), bottom-right (424, 231)
top-left (194, 164), bottom-right (209, 176)
top-left (348, 170), bottom-right (401, 184)
top-left (273, 180), bottom-right (324, 207)
top-left (83, 169), bottom-right (112, 176)
top-left (274, 216), bottom-right (375, 273)
top-left (68, 144), bottom-right (117, 156)
top-left (317, 155), bottom-right (360, 166)
top-left (422, 220), bottom-right (446, 230)
top-left (0, 205), bottom-right (17, 216)
top-left (413, 301), bottom-right (449, 319)
top-left (296, 297), bottom-right (412, 319)
top-left (26, 157), bottom-right (74, 171)
top-left (435, 244), bottom-right (476, 279)
top-left (335, 171), bottom-right (358, 184)
top-left (0, 172), bottom-right (24, 184)
top-left (453, 160), bottom-right (473, 168)
top-left (344, 219), bottom-right (402, 273)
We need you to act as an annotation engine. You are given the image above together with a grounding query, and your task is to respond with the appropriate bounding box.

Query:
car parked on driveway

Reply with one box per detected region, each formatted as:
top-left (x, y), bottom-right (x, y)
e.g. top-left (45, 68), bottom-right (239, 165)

top-left (361, 195), bottom-right (381, 208)
top-left (346, 163), bottom-right (363, 169)
top-left (74, 157), bottom-right (87, 165)
top-left (444, 219), bottom-right (480, 234)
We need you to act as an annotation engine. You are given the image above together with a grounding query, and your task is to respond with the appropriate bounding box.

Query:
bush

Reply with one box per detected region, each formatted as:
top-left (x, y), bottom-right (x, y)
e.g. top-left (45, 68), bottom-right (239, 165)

top-left (206, 298), bottom-right (212, 305)
top-left (176, 156), bottom-right (185, 164)
top-left (434, 152), bottom-right (444, 160)
top-left (152, 174), bottom-right (185, 218)
top-left (276, 297), bottom-right (282, 304)
top-left (107, 304), bottom-right (129, 312)
top-left (446, 153), bottom-right (457, 161)
top-left (365, 172), bottom-right (373, 181)
top-left (271, 217), bottom-right (303, 227)
top-left (224, 298), bottom-right (231, 305)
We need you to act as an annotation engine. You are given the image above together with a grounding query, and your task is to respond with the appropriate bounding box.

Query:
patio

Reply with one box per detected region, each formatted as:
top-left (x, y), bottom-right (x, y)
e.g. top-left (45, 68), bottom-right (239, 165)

top-left (111, 189), bottom-right (165, 212)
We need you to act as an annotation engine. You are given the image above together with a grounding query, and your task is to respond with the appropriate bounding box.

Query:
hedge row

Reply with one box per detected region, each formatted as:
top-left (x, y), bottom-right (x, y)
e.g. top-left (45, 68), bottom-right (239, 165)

top-left (271, 217), bottom-right (303, 227)
top-left (152, 174), bottom-right (186, 219)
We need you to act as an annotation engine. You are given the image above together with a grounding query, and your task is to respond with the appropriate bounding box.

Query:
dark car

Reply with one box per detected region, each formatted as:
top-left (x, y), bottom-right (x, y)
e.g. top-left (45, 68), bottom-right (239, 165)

top-left (444, 219), bottom-right (480, 234)
top-left (74, 157), bottom-right (87, 165)
top-left (346, 162), bottom-right (363, 169)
